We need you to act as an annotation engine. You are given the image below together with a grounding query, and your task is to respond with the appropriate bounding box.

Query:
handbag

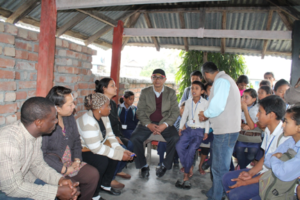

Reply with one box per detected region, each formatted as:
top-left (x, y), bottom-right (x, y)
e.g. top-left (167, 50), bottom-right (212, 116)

top-left (237, 126), bottom-right (262, 143)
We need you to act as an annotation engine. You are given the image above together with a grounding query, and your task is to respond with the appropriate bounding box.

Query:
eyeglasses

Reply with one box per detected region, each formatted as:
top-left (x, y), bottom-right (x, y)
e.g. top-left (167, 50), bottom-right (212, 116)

top-left (151, 76), bottom-right (165, 80)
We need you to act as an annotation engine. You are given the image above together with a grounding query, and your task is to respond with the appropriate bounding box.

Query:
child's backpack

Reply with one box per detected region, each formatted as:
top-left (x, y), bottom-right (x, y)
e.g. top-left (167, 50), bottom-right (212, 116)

top-left (117, 105), bottom-right (137, 121)
top-left (259, 148), bottom-right (298, 200)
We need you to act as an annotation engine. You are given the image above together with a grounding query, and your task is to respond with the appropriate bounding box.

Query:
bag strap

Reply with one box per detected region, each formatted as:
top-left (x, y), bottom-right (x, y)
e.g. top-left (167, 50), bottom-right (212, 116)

top-left (117, 105), bottom-right (122, 117)
top-left (276, 132), bottom-right (284, 148)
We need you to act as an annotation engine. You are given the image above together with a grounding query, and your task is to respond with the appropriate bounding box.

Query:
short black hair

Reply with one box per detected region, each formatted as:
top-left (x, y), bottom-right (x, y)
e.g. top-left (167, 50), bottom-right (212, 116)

top-left (95, 77), bottom-right (113, 93)
top-left (201, 62), bottom-right (218, 74)
top-left (190, 70), bottom-right (203, 80)
top-left (46, 86), bottom-right (72, 107)
top-left (120, 90), bottom-right (134, 104)
top-left (180, 101), bottom-right (185, 107)
top-left (244, 88), bottom-right (257, 99)
top-left (260, 80), bottom-right (271, 88)
top-left (286, 106), bottom-right (300, 125)
top-left (259, 95), bottom-right (286, 120)
top-left (259, 86), bottom-right (272, 95)
top-left (205, 82), bottom-right (213, 91)
top-left (236, 75), bottom-right (249, 84)
top-left (21, 97), bottom-right (55, 126)
top-left (264, 72), bottom-right (275, 79)
top-left (274, 79), bottom-right (290, 92)
top-left (192, 81), bottom-right (205, 91)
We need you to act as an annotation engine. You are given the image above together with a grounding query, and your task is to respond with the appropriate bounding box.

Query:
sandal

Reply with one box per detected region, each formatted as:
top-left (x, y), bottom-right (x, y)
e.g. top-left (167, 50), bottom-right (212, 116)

top-left (175, 180), bottom-right (184, 188)
top-left (182, 181), bottom-right (192, 190)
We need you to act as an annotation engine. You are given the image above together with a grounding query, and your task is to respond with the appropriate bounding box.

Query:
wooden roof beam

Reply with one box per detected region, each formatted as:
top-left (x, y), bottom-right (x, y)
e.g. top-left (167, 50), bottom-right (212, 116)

top-left (77, 9), bottom-right (119, 27)
top-left (6, 0), bottom-right (40, 24)
top-left (261, 10), bottom-right (274, 59)
top-left (266, 0), bottom-right (299, 20)
top-left (56, 13), bottom-right (87, 37)
top-left (84, 7), bottom-right (142, 46)
top-left (122, 13), bottom-right (141, 49)
top-left (221, 11), bottom-right (226, 54)
top-left (277, 11), bottom-right (293, 31)
top-left (179, 12), bottom-right (188, 51)
top-left (144, 13), bottom-right (160, 51)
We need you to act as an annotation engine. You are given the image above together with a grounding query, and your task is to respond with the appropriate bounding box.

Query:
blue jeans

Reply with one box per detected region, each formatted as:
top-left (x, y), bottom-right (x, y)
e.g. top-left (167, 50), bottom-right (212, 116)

top-left (236, 146), bottom-right (259, 169)
top-left (206, 132), bottom-right (239, 200)
top-left (0, 179), bottom-right (49, 200)
top-left (113, 140), bottom-right (134, 179)
top-left (157, 142), bottom-right (179, 165)
top-left (222, 168), bottom-right (261, 200)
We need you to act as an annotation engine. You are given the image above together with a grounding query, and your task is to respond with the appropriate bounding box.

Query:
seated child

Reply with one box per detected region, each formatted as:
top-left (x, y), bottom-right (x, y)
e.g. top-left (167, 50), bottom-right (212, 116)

top-left (175, 81), bottom-right (209, 189)
top-left (259, 80), bottom-right (272, 88)
top-left (236, 89), bottom-right (260, 169)
top-left (236, 75), bottom-right (249, 97)
top-left (264, 106), bottom-right (300, 199)
top-left (222, 95), bottom-right (290, 200)
top-left (258, 86), bottom-right (272, 101)
top-left (157, 102), bottom-right (184, 169)
top-left (118, 91), bottom-right (139, 140)
top-left (274, 79), bottom-right (290, 109)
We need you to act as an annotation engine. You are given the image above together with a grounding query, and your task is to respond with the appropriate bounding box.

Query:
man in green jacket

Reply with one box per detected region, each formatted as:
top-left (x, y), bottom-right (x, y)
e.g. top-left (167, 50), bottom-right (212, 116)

top-left (130, 69), bottom-right (180, 178)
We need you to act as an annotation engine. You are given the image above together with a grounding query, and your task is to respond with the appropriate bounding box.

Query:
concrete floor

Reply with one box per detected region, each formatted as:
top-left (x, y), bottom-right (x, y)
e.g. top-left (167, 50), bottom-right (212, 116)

top-left (98, 150), bottom-right (213, 200)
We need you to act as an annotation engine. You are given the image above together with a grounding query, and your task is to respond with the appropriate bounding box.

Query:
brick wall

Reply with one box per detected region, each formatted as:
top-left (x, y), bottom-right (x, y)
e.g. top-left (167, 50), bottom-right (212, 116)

top-left (0, 22), bottom-right (96, 127)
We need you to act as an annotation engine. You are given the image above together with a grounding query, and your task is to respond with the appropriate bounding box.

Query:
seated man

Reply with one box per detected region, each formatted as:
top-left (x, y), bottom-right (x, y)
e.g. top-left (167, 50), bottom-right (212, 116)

top-left (0, 97), bottom-right (80, 200)
top-left (130, 69), bottom-right (180, 178)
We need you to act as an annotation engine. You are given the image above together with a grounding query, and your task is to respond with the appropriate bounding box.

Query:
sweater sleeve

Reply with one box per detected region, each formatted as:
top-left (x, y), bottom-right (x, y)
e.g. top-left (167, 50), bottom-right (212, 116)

top-left (69, 115), bottom-right (82, 161)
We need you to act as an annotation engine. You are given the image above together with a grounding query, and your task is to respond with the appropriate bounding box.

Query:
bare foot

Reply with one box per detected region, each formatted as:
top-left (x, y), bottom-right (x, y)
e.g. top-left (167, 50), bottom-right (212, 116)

top-left (199, 168), bottom-right (206, 175)
top-left (189, 166), bottom-right (194, 178)
top-left (183, 173), bottom-right (189, 181)
top-left (180, 167), bottom-right (185, 173)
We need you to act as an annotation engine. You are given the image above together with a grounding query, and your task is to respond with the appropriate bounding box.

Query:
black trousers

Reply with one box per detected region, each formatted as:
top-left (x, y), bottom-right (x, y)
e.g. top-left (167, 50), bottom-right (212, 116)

top-left (82, 152), bottom-right (118, 188)
top-left (130, 124), bottom-right (179, 170)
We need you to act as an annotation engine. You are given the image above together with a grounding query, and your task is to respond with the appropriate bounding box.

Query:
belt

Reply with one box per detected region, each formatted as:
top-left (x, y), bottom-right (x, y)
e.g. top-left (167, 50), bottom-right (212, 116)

top-left (82, 147), bottom-right (91, 152)
top-left (189, 127), bottom-right (203, 130)
top-left (239, 131), bottom-right (261, 137)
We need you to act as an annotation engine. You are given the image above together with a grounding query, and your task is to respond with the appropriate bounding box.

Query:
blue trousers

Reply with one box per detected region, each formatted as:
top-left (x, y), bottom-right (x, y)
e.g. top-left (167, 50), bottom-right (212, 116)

top-left (157, 142), bottom-right (179, 165)
top-left (236, 146), bottom-right (259, 169)
top-left (113, 140), bottom-right (134, 179)
top-left (176, 127), bottom-right (204, 174)
top-left (222, 168), bottom-right (261, 200)
top-left (0, 179), bottom-right (49, 200)
top-left (206, 132), bottom-right (239, 200)
top-left (122, 129), bottom-right (134, 140)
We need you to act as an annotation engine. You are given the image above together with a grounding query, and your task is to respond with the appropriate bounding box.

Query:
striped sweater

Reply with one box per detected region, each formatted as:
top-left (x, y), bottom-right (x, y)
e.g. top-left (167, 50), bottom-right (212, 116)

top-left (76, 110), bottom-right (125, 161)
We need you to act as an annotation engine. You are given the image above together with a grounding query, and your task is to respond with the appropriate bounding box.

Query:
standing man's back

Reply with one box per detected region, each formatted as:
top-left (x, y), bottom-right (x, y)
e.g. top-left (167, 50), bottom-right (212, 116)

top-left (199, 62), bottom-right (241, 200)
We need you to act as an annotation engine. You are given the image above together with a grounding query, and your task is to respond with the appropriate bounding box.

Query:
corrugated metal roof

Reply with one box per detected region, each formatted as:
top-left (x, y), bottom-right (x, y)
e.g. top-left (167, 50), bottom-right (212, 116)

top-left (0, 0), bottom-right (297, 57)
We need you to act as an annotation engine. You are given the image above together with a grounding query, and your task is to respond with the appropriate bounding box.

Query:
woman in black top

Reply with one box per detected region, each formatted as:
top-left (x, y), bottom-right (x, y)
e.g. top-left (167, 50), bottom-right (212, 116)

top-left (95, 78), bottom-right (134, 188)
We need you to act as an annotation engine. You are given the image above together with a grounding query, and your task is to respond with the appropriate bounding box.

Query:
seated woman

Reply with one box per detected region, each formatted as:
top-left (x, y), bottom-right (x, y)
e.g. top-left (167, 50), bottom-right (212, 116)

top-left (77, 93), bottom-right (135, 196)
top-left (236, 89), bottom-right (261, 169)
top-left (95, 78), bottom-right (134, 188)
top-left (42, 86), bottom-right (99, 200)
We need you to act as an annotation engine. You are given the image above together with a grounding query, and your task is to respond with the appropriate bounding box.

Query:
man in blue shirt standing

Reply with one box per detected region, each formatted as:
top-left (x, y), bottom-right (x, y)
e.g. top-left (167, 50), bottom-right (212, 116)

top-left (199, 62), bottom-right (241, 200)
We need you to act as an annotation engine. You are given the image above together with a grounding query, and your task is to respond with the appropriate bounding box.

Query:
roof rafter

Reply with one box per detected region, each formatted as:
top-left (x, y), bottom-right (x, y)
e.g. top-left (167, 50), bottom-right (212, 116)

top-left (77, 9), bottom-right (118, 27)
top-left (221, 11), bottom-right (226, 54)
top-left (277, 11), bottom-right (293, 31)
top-left (179, 12), bottom-right (188, 51)
top-left (6, 0), bottom-right (40, 24)
top-left (56, 13), bottom-right (87, 37)
top-left (143, 12), bottom-right (160, 51)
top-left (266, 0), bottom-right (299, 20)
top-left (261, 10), bottom-right (274, 59)
top-left (122, 13), bottom-right (141, 49)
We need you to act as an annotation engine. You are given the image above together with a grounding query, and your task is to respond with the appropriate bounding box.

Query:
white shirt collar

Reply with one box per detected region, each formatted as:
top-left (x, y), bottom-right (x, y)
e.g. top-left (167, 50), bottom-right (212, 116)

top-left (153, 86), bottom-right (164, 98)
top-left (120, 102), bottom-right (130, 110)
top-left (265, 121), bottom-right (283, 138)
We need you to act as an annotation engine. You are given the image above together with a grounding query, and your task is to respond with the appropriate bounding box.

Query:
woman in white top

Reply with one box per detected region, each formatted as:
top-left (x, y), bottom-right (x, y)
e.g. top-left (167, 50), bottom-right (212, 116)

top-left (236, 89), bottom-right (261, 169)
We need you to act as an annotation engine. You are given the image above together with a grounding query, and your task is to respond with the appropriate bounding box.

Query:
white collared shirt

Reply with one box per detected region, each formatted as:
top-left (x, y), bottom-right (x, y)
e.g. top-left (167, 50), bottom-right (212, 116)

top-left (260, 121), bottom-right (290, 174)
top-left (153, 86), bottom-right (164, 98)
top-left (179, 97), bottom-right (210, 133)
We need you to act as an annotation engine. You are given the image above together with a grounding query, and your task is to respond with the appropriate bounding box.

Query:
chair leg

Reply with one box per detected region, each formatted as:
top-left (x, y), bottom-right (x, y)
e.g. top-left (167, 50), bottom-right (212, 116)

top-left (147, 142), bottom-right (152, 165)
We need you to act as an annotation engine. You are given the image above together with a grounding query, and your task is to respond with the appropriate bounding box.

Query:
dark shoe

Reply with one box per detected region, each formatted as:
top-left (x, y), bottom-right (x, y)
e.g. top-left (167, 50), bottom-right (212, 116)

top-left (182, 181), bottom-right (191, 190)
top-left (141, 166), bottom-right (150, 178)
top-left (173, 163), bottom-right (179, 169)
top-left (175, 179), bottom-right (184, 188)
top-left (156, 165), bottom-right (167, 177)
top-left (101, 188), bottom-right (121, 196)
top-left (201, 161), bottom-right (210, 170)
top-left (100, 197), bottom-right (106, 200)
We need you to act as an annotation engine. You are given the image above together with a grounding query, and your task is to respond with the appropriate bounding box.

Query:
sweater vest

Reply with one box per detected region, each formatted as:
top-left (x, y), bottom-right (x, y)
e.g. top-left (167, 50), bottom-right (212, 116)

top-left (150, 94), bottom-right (163, 122)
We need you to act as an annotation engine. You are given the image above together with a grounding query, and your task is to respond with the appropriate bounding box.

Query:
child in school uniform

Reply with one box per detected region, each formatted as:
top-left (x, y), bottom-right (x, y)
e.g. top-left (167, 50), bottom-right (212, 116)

top-left (264, 106), bottom-right (300, 199)
top-left (175, 81), bottom-right (209, 189)
top-left (236, 89), bottom-right (261, 169)
top-left (222, 95), bottom-right (290, 200)
top-left (118, 91), bottom-right (139, 140)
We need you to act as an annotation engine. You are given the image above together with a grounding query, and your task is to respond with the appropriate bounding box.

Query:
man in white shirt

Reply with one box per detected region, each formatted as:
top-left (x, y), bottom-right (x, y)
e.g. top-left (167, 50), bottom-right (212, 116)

top-left (222, 95), bottom-right (289, 200)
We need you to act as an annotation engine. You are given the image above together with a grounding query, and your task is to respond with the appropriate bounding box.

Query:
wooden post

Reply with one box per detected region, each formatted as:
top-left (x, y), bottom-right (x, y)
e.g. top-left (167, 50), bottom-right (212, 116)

top-left (36, 0), bottom-right (57, 97)
top-left (110, 20), bottom-right (124, 103)
top-left (290, 20), bottom-right (300, 86)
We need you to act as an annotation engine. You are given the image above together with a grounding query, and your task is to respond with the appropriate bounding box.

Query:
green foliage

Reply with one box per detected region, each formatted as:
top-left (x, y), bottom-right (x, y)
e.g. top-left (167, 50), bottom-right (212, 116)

top-left (175, 51), bottom-right (248, 101)
top-left (140, 58), bottom-right (166, 77)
